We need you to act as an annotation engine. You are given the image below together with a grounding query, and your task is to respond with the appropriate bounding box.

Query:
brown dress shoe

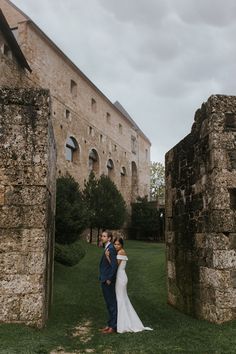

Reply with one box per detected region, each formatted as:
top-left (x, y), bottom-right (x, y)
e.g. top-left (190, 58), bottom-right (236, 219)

top-left (102, 327), bottom-right (116, 334)
top-left (99, 326), bottom-right (109, 332)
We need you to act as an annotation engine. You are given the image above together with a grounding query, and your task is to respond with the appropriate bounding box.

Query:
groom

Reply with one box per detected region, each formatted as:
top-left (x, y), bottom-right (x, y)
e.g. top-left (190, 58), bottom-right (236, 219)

top-left (99, 230), bottom-right (118, 334)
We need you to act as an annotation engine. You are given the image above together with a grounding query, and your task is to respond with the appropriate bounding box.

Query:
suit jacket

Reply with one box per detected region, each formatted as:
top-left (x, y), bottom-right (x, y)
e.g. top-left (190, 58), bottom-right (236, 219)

top-left (99, 243), bottom-right (118, 283)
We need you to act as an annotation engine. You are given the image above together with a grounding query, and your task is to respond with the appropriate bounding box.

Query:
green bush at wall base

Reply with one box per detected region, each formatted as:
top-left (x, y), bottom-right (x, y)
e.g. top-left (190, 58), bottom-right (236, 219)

top-left (54, 240), bottom-right (86, 266)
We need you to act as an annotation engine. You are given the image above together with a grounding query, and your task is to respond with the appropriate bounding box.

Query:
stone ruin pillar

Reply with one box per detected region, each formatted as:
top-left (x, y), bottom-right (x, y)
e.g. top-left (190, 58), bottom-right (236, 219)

top-left (165, 95), bottom-right (236, 323)
top-left (0, 88), bottom-right (56, 327)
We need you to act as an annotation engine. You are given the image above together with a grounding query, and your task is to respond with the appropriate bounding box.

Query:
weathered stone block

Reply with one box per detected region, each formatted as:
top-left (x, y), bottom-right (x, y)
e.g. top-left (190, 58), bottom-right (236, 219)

top-left (167, 261), bottom-right (176, 280)
top-left (0, 253), bottom-right (24, 274)
top-left (24, 252), bottom-right (46, 274)
top-left (4, 186), bottom-right (46, 205)
top-left (21, 229), bottom-right (46, 252)
top-left (205, 233), bottom-right (230, 250)
top-left (199, 303), bottom-right (232, 323)
top-left (200, 267), bottom-right (231, 289)
top-left (213, 250), bottom-right (236, 269)
top-left (0, 205), bottom-right (46, 228)
top-left (215, 289), bottom-right (236, 308)
top-left (0, 274), bottom-right (43, 294)
top-left (207, 210), bottom-right (235, 233)
top-left (20, 294), bottom-right (44, 321)
top-left (0, 295), bottom-right (20, 321)
top-left (0, 228), bottom-right (22, 252)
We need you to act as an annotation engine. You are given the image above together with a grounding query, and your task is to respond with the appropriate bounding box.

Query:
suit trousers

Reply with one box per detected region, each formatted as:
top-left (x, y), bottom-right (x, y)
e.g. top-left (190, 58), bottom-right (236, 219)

top-left (101, 281), bottom-right (117, 329)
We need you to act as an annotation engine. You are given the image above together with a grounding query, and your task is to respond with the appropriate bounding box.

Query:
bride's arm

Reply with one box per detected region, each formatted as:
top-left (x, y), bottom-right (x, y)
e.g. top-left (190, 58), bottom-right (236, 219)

top-left (117, 249), bottom-right (126, 265)
top-left (105, 249), bottom-right (111, 263)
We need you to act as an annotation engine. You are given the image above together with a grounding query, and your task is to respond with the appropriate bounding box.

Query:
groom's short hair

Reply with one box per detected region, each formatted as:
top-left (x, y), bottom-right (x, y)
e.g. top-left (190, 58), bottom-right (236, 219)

top-left (103, 229), bottom-right (113, 241)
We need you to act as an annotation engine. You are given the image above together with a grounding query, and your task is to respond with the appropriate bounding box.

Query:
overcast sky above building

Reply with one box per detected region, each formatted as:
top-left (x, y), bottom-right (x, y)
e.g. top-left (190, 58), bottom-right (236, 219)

top-left (11, 0), bottom-right (236, 162)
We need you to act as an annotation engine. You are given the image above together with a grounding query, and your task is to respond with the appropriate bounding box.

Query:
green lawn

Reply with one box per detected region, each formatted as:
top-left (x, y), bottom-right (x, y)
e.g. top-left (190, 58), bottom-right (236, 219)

top-left (1, 241), bottom-right (236, 353)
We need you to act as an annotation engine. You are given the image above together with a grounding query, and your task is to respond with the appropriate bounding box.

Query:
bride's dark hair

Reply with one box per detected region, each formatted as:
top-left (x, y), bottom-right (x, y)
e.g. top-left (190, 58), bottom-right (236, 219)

top-left (113, 237), bottom-right (124, 247)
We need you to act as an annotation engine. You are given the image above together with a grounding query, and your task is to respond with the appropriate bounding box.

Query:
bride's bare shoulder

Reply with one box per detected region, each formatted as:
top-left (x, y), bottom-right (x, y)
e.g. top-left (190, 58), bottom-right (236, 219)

top-left (118, 249), bottom-right (127, 256)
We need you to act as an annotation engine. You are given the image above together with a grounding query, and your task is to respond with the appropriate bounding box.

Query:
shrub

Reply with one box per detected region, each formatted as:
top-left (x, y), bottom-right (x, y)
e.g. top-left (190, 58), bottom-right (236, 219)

top-left (54, 240), bottom-right (86, 267)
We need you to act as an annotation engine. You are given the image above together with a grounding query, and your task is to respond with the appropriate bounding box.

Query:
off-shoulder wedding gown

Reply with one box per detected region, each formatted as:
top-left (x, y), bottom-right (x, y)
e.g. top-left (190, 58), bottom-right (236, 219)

top-left (115, 255), bottom-right (153, 333)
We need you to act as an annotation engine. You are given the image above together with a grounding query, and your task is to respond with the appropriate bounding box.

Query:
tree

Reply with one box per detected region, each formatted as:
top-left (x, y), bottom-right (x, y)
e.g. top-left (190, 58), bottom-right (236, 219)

top-left (83, 171), bottom-right (99, 243)
top-left (131, 196), bottom-right (160, 240)
top-left (95, 174), bottom-right (126, 243)
top-left (150, 161), bottom-right (165, 201)
top-left (55, 175), bottom-right (88, 244)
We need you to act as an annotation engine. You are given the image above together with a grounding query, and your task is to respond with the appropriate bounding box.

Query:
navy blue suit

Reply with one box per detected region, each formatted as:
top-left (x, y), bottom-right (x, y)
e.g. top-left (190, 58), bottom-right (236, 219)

top-left (99, 243), bottom-right (118, 329)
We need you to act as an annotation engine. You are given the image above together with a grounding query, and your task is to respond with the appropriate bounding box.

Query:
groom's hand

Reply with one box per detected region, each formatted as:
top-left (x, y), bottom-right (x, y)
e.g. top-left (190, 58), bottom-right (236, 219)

top-left (106, 280), bottom-right (111, 285)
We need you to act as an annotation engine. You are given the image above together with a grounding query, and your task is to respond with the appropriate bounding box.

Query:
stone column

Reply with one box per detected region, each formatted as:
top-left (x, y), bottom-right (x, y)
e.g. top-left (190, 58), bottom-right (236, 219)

top-left (0, 88), bottom-right (56, 327)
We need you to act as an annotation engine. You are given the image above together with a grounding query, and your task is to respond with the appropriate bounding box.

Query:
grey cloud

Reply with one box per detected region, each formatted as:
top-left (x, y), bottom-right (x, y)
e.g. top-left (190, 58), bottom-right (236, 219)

top-left (170, 0), bottom-right (236, 27)
top-left (99, 0), bottom-right (169, 26)
top-left (10, 0), bottom-right (236, 163)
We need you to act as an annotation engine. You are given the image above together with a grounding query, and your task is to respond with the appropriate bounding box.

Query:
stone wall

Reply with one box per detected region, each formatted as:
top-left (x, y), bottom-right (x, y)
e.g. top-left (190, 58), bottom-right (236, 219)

top-left (165, 95), bottom-right (236, 323)
top-left (0, 36), bottom-right (32, 88)
top-left (0, 88), bottom-right (56, 327)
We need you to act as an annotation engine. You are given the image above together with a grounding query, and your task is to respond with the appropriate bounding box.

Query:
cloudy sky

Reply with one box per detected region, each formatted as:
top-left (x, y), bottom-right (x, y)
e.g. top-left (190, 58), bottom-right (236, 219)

top-left (11, 0), bottom-right (236, 162)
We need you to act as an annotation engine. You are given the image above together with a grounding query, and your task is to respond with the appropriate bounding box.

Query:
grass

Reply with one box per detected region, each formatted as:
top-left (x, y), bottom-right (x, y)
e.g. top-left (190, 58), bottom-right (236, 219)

top-left (1, 241), bottom-right (236, 353)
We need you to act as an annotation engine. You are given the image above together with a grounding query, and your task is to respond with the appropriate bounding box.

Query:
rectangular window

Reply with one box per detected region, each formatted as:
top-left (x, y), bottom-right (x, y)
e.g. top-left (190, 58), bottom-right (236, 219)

top-left (65, 109), bottom-right (71, 120)
top-left (131, 135), bottom-right (137, 154)
top-left (91, 98), bottom-right (97, 112)
top-left (145, 149), bottom-right (148, 160)
top-left (100, 134), bottom-right (103, 143)
top-left (1, 43), bottom-right (12, 59)
top-left (119, 123), bottom-right (123, 134)
top-left (70, 80), bottom-right (77, 97)
top-left (106, 112), bottom-right (111, 124)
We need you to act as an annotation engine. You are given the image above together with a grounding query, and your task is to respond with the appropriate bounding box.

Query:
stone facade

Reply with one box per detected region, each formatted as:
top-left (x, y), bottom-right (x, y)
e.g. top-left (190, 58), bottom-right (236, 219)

top-left (165, 95), bottom-right (236, 323)
top-left (0, 87), bottom-right (56, 327)
top-left (0, 0), bottom-right (151, 207)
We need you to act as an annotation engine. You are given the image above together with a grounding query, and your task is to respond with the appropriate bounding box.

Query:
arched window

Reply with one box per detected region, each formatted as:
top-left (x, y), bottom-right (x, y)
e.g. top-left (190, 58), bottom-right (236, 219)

top-left (65, 137), bottom-right (79, 162)
top-left (89, 149), bottom-right (99, 175)
top-left (131, 161), bottom-right (138, 201)
top-left (107, 159), bottom-right (114, 179)
top-left (121, 166), bottom-right (126, 187)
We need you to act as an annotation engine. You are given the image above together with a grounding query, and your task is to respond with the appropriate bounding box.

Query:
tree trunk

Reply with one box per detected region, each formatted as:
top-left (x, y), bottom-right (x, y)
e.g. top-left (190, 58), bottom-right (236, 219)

top-left (97, 228), bottom-right (100, 246)
top-left (89, 227), bottom-right (93, 243)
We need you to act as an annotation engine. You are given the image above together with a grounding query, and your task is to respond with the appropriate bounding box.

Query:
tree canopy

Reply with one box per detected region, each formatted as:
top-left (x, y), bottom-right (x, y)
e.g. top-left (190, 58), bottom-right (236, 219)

top-left (55, 175), bottom-right (88, 244)
top-left (150, 161), bottom-right (165, 201)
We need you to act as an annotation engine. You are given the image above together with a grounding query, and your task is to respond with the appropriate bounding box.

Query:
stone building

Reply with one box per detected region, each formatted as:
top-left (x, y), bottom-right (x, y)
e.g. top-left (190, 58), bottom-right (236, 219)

top-left (0, 0), bottom-right (151, 206)
top-left (165, 95), bottom-right (236, 323)
top-left (0, 9), bottom-right (56, 327)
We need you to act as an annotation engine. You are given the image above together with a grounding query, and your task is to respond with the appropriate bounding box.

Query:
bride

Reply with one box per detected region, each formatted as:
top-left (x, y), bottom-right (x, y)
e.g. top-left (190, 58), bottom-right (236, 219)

top-left (105, 237), bottom-right (152, 333)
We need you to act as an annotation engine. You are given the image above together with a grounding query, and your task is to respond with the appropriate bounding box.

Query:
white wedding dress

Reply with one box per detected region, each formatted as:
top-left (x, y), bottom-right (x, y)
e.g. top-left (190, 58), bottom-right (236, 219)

top-left (115, 255), bottom-right (153, 333)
